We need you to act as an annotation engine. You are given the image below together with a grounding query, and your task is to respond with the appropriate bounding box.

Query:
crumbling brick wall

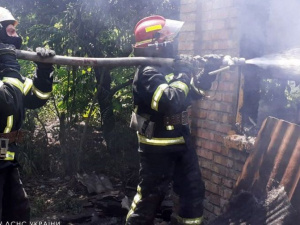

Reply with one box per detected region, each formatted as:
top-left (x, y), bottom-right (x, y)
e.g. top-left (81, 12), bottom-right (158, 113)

top-left (178, 0), bottom-right (251, 221)
top-left (178, 0), bottom-right (300, 222)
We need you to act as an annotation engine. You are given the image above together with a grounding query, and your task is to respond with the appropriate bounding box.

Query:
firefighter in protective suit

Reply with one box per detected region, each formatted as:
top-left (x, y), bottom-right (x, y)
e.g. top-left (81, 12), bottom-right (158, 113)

top-left (0, 7), bottom-right (55, 224)
top-left (126, 15), bottom-right (223, 225)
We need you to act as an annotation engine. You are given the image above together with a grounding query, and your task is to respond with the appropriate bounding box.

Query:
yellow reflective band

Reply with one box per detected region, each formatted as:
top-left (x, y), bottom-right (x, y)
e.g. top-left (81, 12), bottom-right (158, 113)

top-left (165, 73), bottom-right (174, 83)
top-left (4, 115), bottom-right (13, 133)
top-left (126, 185), bottom-right (142, 221)
top-left (146, 24), bottom-right (162, 32)
top-left (175, 215), bottom-right (203, 225)
top-left (2, 77), bottom-right (24, 93)
top-left (0, 81), bottom-right (3, 87)
top-left (4, 151), bottom-right (15, 161)
top-left (151, 83), bottom-right (168, 111)
top-left (166, 125), bottom-right (174, 130)
top-left (170, 81), bottom-right (189, 96)
top-left (23, 78), bottom-right (33, 95)
top-left (32, 85), bottom-right (52, 99)
top-left (138, 134), bottom-right (185, 146)
top-left (135, 38), bottom-right (153, 46)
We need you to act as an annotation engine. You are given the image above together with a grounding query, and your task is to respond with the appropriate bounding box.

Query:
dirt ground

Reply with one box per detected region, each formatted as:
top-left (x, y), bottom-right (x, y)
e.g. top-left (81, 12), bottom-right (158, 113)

top-left (25, 175), bottom-right (130, 224)
top-left (19, 121), bottom-right (170, 225)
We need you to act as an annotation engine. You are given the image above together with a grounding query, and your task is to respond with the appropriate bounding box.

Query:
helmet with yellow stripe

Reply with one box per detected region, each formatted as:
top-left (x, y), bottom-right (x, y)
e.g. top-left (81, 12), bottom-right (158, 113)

top-left (133, 15), bottom-right (184, 57)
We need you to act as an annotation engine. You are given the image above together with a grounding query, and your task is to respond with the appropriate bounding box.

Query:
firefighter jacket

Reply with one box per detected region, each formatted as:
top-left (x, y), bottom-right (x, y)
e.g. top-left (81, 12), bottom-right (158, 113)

top-left (132, 65), bottom-right (214, 153)
top-left (0, 59), bottom-right (53, 167)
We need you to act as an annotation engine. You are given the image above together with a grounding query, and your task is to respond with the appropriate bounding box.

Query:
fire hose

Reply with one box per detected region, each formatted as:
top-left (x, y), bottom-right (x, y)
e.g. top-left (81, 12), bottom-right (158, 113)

top-left (16, 50), bottom-right (246, 74)
top-left (16, 50), bottom-right (174, 67)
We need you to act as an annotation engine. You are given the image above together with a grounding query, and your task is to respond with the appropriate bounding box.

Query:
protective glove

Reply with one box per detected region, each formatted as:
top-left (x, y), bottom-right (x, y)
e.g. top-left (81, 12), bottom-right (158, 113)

top-left (203, 54), bottom-right (224, 72)
top-left (173, 54), bottom-right (200, 77)
top-left (35, 47), bottom-right (55, 79)
top-left (36, 47), bottom-right (56, 58)
top-left (0, 43), bottom-right (22, 80)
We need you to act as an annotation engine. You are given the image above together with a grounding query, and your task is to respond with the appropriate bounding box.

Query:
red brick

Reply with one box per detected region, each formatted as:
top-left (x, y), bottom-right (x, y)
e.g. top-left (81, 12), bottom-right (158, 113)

top-left (199, 110), bottom-right (207, 119)
top-left (202, 12), bottom-right (212, 22)
top-left (222, 93), bottom-right (236, 103)
top-left (215, 123), bottom-right (232, 134)
top-left (178, 42), bottom-right (194, 51)
top-left (214, 102), bottom-right (233, 113)
top-left (202, 31), bottom-right (213, 41)
top-left (181, 4), bottom-right (198, 13)
top-left (212, 9), bottom-right (230, 20)
top-left (202, 168), bottom-right (213, 180)
top-left (211, 173), bottom-right (222, 184)
top-left (214, 206), bottom-right (222, 215)
top-left (181, 13), bottom-right (197, 22)
top-left (227, 170), bottom-right (240, 180)
top-left (220, 198), bottom-right (229, 209)
top-left (206, 181), bottom-right (220, 195)
top-left (215, 133), bottom-right (225, 143)
top-left (223, 188), bottom-right (233, 199)
top-left (200, 120), bottom-right (217, 130)
top-left (222, 82), bottom-right (237, 91)
top-left (214, 154), bottom-right (234, 168)
top-left (194, 138), bottom-right (202, 148)
top-left (211, 20), bottom-right (226, 30)
top-left (178, 33), bottom-right (196, 42)
top-left (202, 1), bottom-right (213, 11)
top-left (222, 178), bottom-right (234, 188)
top-left (203, 199), bottom-right (214, 213)
top-left (181, 23), bottom-right (197, 32)
top-left (202, 140), bottom-right (223, 152)
top-left (211, 164), bottom-right (229, 176)
top-left (220, 146), bottom-right (230, 156)
top-left (202, 20), bottom-right (215, 31)
top-left (198, 148), bottom-right (214, 160)
top-left (200, 159), bottom-right (213, 171)
top-left (201, 100), bottom-right (212, 110)
top-left (231, 150), bottom-right (249, 161)
top-left (197, 129), bottom-right (215, 140)
top-left (211, 30), bottom-right (231, 40)
top-left (233, 161), bottom-right (245, 172)
top-left (206, 192), bottom-right (221, 205)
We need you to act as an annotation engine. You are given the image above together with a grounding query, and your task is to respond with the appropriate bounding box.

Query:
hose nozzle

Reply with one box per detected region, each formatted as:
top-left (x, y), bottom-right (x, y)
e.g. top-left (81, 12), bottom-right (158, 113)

top-left (223, 55), bottom-right (246, 66)
top-left (208, 55), bottom-right (246, 75)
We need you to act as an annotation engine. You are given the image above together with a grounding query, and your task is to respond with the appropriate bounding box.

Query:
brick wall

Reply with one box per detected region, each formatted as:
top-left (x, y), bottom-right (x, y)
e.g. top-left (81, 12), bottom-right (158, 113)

top-left (178, 0), bottom-right (250, 222)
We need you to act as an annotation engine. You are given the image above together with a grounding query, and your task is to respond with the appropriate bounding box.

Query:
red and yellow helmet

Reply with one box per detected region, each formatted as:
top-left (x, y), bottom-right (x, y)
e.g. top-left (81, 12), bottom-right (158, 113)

top-left (134, 15), bottom-right (184, 48)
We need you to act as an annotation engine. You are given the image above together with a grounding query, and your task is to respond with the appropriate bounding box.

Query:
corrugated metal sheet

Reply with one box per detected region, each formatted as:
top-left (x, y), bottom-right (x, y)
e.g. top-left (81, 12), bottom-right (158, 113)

top-left (234, 116), bottom-right (300, 213)
top-left (208, 187), bottom-right (295, 225)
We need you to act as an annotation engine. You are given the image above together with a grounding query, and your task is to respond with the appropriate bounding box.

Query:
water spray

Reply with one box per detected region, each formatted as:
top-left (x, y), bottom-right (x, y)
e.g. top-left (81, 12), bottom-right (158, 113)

top-left (245, 48), bottom-right (300, 76)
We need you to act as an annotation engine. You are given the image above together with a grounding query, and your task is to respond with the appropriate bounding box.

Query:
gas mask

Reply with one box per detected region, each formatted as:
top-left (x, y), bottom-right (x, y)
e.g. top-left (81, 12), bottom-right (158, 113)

top-left (0, 22), bottom-right (22, 49)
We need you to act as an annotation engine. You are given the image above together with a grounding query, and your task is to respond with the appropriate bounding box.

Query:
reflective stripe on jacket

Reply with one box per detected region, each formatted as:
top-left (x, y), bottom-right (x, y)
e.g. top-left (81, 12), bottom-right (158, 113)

top-left (0, 68), bottom-right (53, 161)
top-left (132, 65), bottom-right (200, 152)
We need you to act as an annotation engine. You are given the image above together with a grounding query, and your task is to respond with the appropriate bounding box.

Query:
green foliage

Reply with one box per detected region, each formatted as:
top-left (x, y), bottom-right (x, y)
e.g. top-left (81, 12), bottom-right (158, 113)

top-left (259, 78), bottom-right (300, 124)
top-left (1, 0), bottom-right (179, 177)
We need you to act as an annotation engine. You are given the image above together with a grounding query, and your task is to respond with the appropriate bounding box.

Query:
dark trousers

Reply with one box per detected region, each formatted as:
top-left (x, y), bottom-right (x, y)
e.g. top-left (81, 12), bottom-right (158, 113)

top-left (126, 144), bottom-right (205, 225)
top-left (0, 167), bottom-right (30, 224)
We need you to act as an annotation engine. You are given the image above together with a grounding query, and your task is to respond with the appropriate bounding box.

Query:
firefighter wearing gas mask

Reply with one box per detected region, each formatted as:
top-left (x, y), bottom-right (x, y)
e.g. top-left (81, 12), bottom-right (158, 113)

top-left (126, 15), bottom-right (223, 225)
top-left (0, 7), bottom-right (55, 224)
